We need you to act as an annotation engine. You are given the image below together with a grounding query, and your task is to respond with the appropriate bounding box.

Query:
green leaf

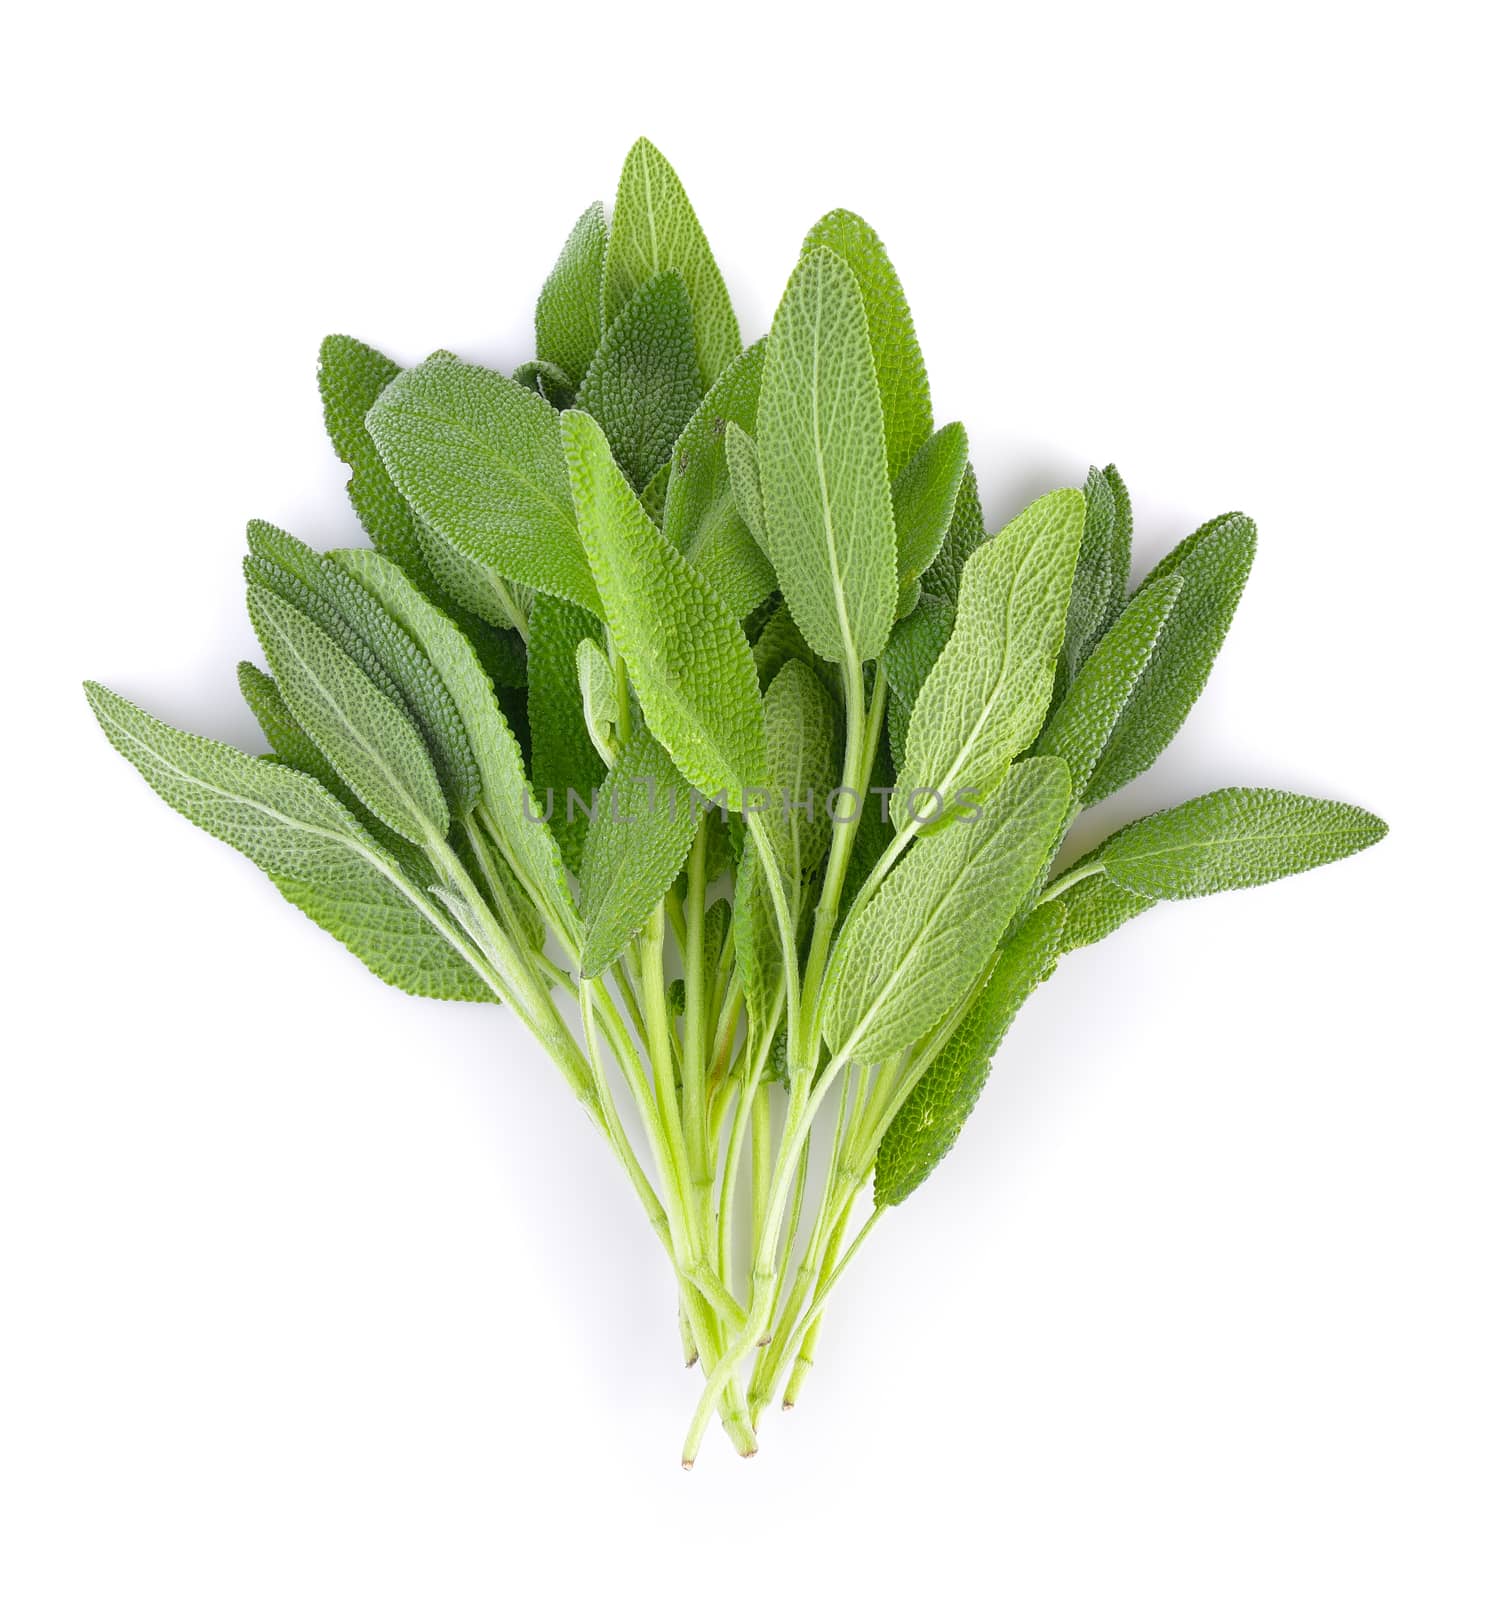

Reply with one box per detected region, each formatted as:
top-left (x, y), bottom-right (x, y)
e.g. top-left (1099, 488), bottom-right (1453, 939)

top-left (1033, 573), bottom-right (1183, 801)
top-left (733, 844), bottom-right (783, 1037)
top-left (528, 594), bottom-right (607, 874)
top-left (318, 335), bottom-right (432, 588)
top-left (757, 246), bottom-right (898, 668)
top-left (802, 209), bottom-right (932, 479)
top-left (1060, 464), bottom-right (1133, 686)
top-left (892, 421), bottom-right (969, 614)
top-left (576, 270), bottom-right (703, 491)
top-left (1090, 788), bottom-right (1387, 899)
top-left (1053, 874), bottom-right (1154, 952)
top-left (562, 408), bottom-right (767, 806)
top-left (922, 462), bottom-right (985, 607)
top-left (248, 587), bottom-right (448, 846)
top-left (513, 360), bottom-right (576, 411)
top-left (658, 343), bottom-right (776, 618)
top-left (85, 684), bottom-right (491, 1001)
top-left (1086, 512), bottom-right (1256, 803)
top-left (663, 342), bottom-right (765, 551)
top-left (896, 489), bottom-right (1085, 826)
top-left (319, 561), bottom-right (481, 818)
top-left (753, 660), bottom-right (838, 905)
top-left (536, 201), bottom-right (607, 384)
top-left (874, 901), bottom-right (1068, 1206)
top-left (821, 757), bottom-right (1071, 1066)
top-left (237, 659), bottom-right (428, 883)
top-left (603, 138), bottom-right (741, 386)
top-left (723, 421), bottom-right (767, 554)
top-left (410, 515), bottom-right (527, 634)
top-left (324, 549), bottom-right (575, 934)
top-left (579, 727), bottom-right (698, 975)
top-left (576, 636), bottom-right (620, 763)
top-left (883, 593), bottom-right (954, 772)
top-left (366, 355), bottom-right (600, 614)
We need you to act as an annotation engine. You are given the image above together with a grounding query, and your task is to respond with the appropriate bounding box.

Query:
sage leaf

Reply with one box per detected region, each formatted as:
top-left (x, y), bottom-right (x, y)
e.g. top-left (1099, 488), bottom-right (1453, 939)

top-left (874, 901), bottom-right (1068, 1206)
top-left (562, 408), bottom-right (768, 807)
top-left (892, 421), bottom-right (969, 614)
top-left (576, 270), bottom-right (703, 491)
top-left (536, 201), bottom-right (608, 384)
top-left (723, 421), bottom-right (767, 554)
top-left (757, 246), bottom-right (898, 669)
top-left (1060, 464), bottom-right (1133, 686)
top-left (366, 355), bottom-right (600, 614)
top-left (1092, 788), bottom-right (1388, 899)
top-left (603, 138), bottom-right (741, 386)
top-left (529, 593), bottom-right (606, 874)
top-left (1033, 572), bottom-right (1183, 802)
top-left (802, 209), bottom-right (932, 479)
top-left (754, 660), bottom-right (838, 904)
top-left (576, 635), bottom-right (620, 763)
top-left (922, 462), bottom-right (985, 607)
top-left (579, 726), bottom-right (698, 976)
top-left (1086, 512), bottom-right (1256, 804)
top-left (883, 593), bottom-right (954, 772)
top-left (896, 489), bottom-right (1085, 825)
top-left (248, 586), bottom-right (448, 846)
top-left (85, 684), bottom-right (491, 1001)
top-left (1054, 874), bottom-right (1154, 952)
top-left (821, 757), bottom-right (1071, 1066)
top-left (325, 549), bottom-right (575, 933)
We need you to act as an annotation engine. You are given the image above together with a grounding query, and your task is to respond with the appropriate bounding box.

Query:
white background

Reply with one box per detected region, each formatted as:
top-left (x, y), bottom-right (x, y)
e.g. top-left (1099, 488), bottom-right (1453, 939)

top-left (4, 3), bottom-right (1492, 1594)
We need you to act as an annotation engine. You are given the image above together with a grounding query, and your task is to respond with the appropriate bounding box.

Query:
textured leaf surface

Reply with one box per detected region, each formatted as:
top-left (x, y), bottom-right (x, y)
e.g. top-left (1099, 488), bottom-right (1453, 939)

top-left (757, 246), bottom-right (897, 667)
top-left (576, 270), bottom-right (702, 490)
top-left (821, 757), bottom-right (1071, 1065)
top-left (1034, 573), bottom-right (1182, 801)
top-left (528, 594), bottom-right (606, 874)
top-left (326, 550), bottom-right (574, 930)
top-left (1054, 874), bottom-right (1154, 952)
top-left (536, 201), bottom-right (607, 384)
top-left (922, 463), bottom-right (985, 607)
top-left (663, 342), bottom-right (765, 551)
top-left (802, 209), bottom-right (932, 479)
top-left (754, 660), bottom-right (838, 900)
top-left (318, 336), bottom-right (431, 585)
top-left (579, 727), bottom-right (698, 975)
top-left (883, 593), bottom-right (954, 771)
top-left (575, 636), bottom-right (619, 763)
top-left (875, 902), bottom-right (1067, 1205)
top-left (897, 489), bottom-right (1085, 821)
top-left (1093, 788), bottom-right (1387, 899)
top-left (892, 421), bottom-right (968, 613)
top-left (603, 138), bottom-right (740, 385)
top-left (366, 356), bottom-right (599, 613)
top-left (1086, 513), bottom-right (1255, 803)
top-left (85, 684), bottom-right (490, 1000)
top-left (248, 587), bottom-right (448, 846)
top-left (1060, 465), bottom-right (1133, 685)
top-left (562, 409), bottom-right (767, 806)
top-left (723, 421), bottom-right (767, 554)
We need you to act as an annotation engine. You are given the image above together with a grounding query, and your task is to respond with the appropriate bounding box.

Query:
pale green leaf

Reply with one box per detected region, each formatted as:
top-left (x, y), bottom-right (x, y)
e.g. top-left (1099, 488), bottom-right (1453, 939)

top-left (366, 355), bottom-right (600, 614)
top-left (757, 246), bottom-right (897, 667)
top-left (722, 421), bottom-right (767, 554)
top-left (1092, 788), bottom-right (1387, 899)
top-left (896, 489), bottom-right (1085, 826)
top-left (1053, 874), bottom-right (1154, 952)
top-left (663, 341), bottom-right (765, 551)
top-left (85, 683), bottom-right (491, 1001)
top-left (1086, 512), bottom-right (1256, 803)
top-left (248, 587), bottom-right (448, 846)
top-left (821, 757), bottom-right (1071, 1065)
top-left (753, 660), bottom-right (838, 904)
top-left (892, 421), bottom-right (969, 614)
top-left (576, 270), bottom-right (703, 490)
top-left (802, 209), bottom-right (932, 479)
top-left (576, 636), bottom-right (620, 763)
top-left (536, 201), bottom-right (607, 384)
top-left (579, 727), bottom-right (698, 976)
top-left (324, 549), bottom-right (575, 933)
top-left (562, 408), bottom-right (767, 806)
top-left (603, 138), bottom-right (741, 385)
top-left (874, 901), bottom-right (1068, 1206)
top-left (1060, 464), bottom-right (1133, 685)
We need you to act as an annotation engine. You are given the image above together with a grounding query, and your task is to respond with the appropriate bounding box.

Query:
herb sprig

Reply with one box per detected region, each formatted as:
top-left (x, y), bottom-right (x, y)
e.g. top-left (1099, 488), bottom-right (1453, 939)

top-left (87, 138), bottom-right (1386, 1464)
